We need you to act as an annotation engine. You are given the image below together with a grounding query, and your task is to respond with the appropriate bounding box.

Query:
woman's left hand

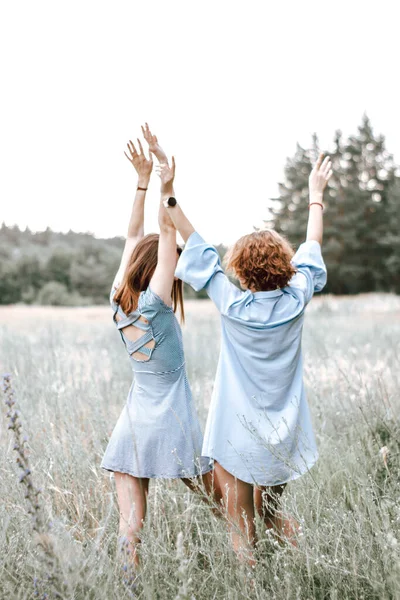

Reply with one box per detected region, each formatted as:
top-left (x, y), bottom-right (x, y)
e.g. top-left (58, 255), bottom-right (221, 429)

top-left (309, 153), bottom-right (332, 196)
top-left (124, 138), bottom-right (153, 184)
top-left (155, 157), bottom-right (176, 194)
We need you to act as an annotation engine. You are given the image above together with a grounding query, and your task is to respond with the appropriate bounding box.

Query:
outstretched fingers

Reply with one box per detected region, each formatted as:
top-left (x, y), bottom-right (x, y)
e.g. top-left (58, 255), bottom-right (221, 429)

top-left (155, 163), bottom-right (167, 178)
top-left (143, 124), bottom-right (158, 147)
top-left (155, 161), bottom-right (175, 187)
top-left (129, 140), bottom-right (137, 154)
top-left (315, 152), bottom-right (324, 170)
top-left (142, 123), bottom-right (151, 141)
top-left (138, 137), bottom-right (152, 162)
top-left (137, 138), bottom-right (144, 155)
top-left (142, 123), bottom-right (152, 141)
top-left (155, 157), bottom-right (174, 173)
top-left (124, 140), bottom-right (137, 162)
top-left (320, 157), bottom-right (332, 179)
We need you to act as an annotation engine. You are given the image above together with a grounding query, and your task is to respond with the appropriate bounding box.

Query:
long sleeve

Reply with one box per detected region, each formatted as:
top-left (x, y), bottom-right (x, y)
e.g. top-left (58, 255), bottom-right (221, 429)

top-left (289, 240), bottom-right (327, 304)
top-left (175, 232), bottom-right (244, 315)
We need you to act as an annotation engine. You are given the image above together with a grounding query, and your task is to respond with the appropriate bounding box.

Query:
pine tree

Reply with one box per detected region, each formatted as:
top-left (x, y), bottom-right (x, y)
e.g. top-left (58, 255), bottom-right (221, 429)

top-left (268, 116), bottom-right (400, 294)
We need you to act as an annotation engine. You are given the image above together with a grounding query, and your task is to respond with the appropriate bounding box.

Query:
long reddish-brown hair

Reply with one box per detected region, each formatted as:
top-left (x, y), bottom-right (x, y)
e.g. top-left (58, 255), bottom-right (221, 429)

top-left (224, 229), bottom-right (296, 291)
top-left (114, 233), bottom-right (185, 322)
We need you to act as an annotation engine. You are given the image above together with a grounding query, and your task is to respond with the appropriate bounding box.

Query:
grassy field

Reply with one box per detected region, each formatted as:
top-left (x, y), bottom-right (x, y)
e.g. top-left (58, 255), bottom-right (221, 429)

top-left (1, 295), bottom-right (400, 599)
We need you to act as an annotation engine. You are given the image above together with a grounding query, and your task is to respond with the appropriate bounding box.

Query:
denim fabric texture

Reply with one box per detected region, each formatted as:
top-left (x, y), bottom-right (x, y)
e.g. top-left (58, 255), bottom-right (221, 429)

top-left (176, 232), bottom-right (327, 486)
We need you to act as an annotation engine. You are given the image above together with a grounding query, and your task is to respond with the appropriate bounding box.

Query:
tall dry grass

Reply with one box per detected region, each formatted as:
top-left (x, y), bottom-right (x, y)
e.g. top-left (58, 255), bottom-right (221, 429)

top-left (1, 295), bottom-right (400, 599)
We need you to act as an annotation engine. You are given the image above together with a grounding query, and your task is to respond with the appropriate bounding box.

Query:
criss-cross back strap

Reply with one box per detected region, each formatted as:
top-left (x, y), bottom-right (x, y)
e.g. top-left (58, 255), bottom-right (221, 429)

top-left (114, 311), bottom-right (144, 329)
top-left (124, 330), bottom-right (154, 356)
top-left (113, 310), bottom-right (154, 357)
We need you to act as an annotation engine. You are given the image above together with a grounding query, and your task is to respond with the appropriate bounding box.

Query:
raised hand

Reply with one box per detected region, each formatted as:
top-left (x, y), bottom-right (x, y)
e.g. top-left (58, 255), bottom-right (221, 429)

top-left (309, 153), bottom-right (333, 196)
top-left (124, 138), bottom-right (153, 183)
top-left (141, 123), bottom-right (168, 165)
top-left (155, 157), bottom-right (176, 194)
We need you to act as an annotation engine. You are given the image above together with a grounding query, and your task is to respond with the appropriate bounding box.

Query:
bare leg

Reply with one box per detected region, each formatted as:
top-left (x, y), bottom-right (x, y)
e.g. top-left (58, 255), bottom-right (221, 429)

top-left (254, 484), bottom-right (299, 546)
top-left (182, 468), bottom-right (222, 500)
top-left (182, 469), bottom-right (223, 517)
top-left (213, 461), bottom-right (256, 565)
top-left (114, 473), bottom-right (149, 567)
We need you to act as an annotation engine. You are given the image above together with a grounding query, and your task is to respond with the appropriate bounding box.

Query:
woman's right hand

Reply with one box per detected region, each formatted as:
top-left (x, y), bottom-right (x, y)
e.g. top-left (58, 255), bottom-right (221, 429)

top-left (142, 123), bottom-right (168, 165)
top-left (124, 138), bottom-right (153, 185)
top-left (309, 153), bottom-right (332, 196)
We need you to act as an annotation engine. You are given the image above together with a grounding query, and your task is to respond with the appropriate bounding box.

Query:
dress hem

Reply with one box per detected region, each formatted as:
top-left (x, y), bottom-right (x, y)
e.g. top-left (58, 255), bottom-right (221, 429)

top-left (101, 464), bottom-right (213, 480)
top-left (203, 452), bottom-right (318, 486)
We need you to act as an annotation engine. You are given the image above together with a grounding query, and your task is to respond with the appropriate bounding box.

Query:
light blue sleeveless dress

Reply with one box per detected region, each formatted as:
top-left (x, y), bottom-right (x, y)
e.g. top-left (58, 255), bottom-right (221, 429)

top-left (101, 286), bottom-right (211, 479)
top-left (175, 232), bottom-right (327, 486)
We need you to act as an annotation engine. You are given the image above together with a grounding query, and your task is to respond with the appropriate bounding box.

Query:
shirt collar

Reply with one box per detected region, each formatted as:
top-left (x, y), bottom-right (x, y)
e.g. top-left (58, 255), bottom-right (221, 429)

top-left (252, 289), bottom-right (283, 298)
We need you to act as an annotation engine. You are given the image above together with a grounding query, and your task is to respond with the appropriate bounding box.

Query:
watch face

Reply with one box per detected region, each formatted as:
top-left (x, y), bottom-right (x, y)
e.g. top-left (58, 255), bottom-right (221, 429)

top-left (168, 197), bottom-right (177, 207)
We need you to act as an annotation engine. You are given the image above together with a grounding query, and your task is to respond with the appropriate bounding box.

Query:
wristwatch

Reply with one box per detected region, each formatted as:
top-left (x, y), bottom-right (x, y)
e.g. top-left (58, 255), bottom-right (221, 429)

top-left (163, 196), bottom-right (177, 208)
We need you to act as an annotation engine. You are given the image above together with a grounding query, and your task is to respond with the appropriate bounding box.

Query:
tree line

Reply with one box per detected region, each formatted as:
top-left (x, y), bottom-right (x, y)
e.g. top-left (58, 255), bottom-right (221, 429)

top-left (1, 115), bottom-right (399, 305)
top-left (0, 225), bottom-right (223, 305)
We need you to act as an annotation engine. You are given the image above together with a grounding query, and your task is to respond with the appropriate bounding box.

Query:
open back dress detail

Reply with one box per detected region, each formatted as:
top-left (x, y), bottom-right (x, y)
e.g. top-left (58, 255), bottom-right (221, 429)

top-left (101, 286), bottom-right (210, 479)
top-left (175, 232), bottom-right (327, 486)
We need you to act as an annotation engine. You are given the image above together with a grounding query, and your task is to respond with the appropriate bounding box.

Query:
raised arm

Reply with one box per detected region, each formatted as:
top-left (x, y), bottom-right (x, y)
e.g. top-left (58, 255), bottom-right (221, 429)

top-left (306, 153), bottom-right (332, 245)
top-left (112, 137), bottom-right (153, 289)
top-left (155, 158), bottom-right (195, 243)
top-left (146, 143), bottom-right (178, 306)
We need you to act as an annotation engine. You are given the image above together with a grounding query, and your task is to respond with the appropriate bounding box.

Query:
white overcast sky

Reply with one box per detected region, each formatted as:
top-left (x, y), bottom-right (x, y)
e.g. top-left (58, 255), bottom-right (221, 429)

top-left (1, 0), bottom-right (399, 244)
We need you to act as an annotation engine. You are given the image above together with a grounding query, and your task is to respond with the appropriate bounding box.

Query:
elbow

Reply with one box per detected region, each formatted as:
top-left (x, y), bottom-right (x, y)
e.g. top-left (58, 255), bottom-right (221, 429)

top-left (306, 235), bottom-right (323, 246)
top-left (315, 272), bottom-right (327, 292)
top-left (158, 217), bottom-right (175, 231)
top-left (127, 226), bottom-right (144, 239)
top-left (159, 221), bottom-right (176, 234)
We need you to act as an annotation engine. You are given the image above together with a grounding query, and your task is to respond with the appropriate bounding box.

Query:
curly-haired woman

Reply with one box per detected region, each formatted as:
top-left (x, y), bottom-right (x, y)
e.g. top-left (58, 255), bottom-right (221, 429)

top-left (157, 152), bottom-right (332, 563)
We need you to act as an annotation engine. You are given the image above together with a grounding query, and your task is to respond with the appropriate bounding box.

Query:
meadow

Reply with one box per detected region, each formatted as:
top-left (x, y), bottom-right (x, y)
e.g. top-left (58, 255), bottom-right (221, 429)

top-left (1, 295), bottom-right (400, 600)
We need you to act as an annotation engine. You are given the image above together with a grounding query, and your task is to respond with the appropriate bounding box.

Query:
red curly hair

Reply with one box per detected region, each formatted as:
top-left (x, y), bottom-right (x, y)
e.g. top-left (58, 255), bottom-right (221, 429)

top-left (224, 230), bottom-right (296, 291)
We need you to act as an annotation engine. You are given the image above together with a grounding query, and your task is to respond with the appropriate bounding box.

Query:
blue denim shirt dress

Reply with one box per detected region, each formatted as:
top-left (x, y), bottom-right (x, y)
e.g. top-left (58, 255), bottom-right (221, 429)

top-left (175, 232), bottom-right (327, 486)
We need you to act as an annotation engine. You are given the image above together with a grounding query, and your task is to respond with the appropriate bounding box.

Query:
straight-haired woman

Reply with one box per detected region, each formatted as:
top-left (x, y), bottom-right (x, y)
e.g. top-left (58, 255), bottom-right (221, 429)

top-left (101, 126), bottom-right (212, 566)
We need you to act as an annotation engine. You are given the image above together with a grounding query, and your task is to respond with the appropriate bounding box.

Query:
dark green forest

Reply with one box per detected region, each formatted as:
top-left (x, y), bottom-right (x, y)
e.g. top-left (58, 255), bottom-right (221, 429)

top-left (0, 225), bottom-right (223, 305)
top-left (0, 226), bottom-right (123, 305)
top-left (269, 115), bottom-right (400, 294)
top-left (1, 115), bottom-right (399, 305)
